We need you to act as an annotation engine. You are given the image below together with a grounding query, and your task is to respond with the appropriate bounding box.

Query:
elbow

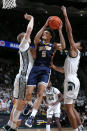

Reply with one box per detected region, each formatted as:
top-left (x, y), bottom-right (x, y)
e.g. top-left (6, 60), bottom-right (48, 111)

top-left (34, 37), bottom-right (40, 45)
top-left (61, 69), bottom-right (64, 73)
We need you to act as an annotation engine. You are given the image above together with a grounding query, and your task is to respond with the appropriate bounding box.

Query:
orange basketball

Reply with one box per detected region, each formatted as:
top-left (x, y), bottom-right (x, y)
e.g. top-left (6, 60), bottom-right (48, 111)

top-left (48, 16), bottom-right (62, 30)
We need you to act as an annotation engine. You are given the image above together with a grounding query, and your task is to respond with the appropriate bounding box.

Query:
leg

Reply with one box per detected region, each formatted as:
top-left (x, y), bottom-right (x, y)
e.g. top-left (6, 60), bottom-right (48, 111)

top-left (33, 84), bottom-right (46, 110)
top-left (11, 85), bottom-right (34, 129)
top-left (65, 104), bottom-right (78, 129)
top-left (55, 117), bottom-right (63, 131)
top-left (73, 108), bottom-right (85, 131)
top-left (25, 86), bottom-right (35, 102)
top-left (72, 104), bottom-right (82, 126)
top-left (25, 84), bottom-right (46, 127)
top-left (46, 118), bottom-right (52, 131)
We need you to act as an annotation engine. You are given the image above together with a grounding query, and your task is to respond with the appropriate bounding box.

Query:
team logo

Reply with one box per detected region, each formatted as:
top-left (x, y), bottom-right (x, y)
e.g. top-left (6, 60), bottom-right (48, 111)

top-left (0, 41), bottom-right (5, 46)
top-left (68, 82), bottom-right (75, 91)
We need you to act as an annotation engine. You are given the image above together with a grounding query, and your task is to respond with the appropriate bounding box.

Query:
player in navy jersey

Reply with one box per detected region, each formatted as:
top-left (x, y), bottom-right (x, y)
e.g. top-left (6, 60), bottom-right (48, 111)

top-left (25, 17), bottom-right (66, 128)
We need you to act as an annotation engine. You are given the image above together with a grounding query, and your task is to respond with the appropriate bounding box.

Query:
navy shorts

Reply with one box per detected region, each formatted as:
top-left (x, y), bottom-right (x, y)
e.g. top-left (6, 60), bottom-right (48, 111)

top-left (27, 66), bottom-right (51, 87)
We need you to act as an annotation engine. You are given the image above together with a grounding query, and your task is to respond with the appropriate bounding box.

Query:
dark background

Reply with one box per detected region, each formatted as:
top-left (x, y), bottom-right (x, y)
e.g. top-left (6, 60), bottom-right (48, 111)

top-left (0, 0), bottom-right (87, 42)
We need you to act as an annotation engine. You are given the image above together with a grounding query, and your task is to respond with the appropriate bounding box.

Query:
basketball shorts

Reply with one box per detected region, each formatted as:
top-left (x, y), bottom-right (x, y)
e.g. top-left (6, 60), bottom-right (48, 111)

top-left (27, 65), bottom-right (51, 87)
top-left (47, 103), bottom-right (61, 118)
top-left (64, 76), bottom-right (80, 104)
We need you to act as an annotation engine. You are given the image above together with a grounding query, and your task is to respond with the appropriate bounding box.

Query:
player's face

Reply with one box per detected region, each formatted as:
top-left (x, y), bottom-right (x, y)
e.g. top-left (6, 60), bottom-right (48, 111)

top-left (42, 30), bottom-right (52, 42)
top-left (47, 81), bottom-right (52, 90)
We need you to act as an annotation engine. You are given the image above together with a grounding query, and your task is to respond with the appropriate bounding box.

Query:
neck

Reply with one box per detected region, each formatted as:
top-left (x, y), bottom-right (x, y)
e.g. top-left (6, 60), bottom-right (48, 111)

top-left (43, 40), bottom-right (50, 43)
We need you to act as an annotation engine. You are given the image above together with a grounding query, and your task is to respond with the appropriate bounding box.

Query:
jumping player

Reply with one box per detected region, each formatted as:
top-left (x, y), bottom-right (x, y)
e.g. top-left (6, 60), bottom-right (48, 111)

top-left (3, 14), bottom-right (35, 131)
top-left (43, 81), bottom-right (63, 131)
top-left (25, 17), bottom-right (66, 127)
top-left (51, 6), bottom-right (87, 131)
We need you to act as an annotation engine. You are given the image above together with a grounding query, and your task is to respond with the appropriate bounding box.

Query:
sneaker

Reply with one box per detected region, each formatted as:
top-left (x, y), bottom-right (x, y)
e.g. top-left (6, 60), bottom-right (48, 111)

top-left (23, 104), bottom-right (31, 115)
top-left (3, 125), bottom-right (10, 131)
top-left (8, 128), bottom-right (17, 131)
top-left (80, 126), bottom-right (87, 131)
top-left (25, 116), bottom-right (34, 128)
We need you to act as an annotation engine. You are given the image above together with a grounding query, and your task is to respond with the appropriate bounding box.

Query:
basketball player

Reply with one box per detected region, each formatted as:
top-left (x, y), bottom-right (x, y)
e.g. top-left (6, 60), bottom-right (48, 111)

top-left (3, 14), bottom-right (35, 131)
top-left (25, 17), bottom-right (66, 128)
top-left (51, 6), bottom-right (87, 131)
top-left (43, 81), bottom-right (63, 131)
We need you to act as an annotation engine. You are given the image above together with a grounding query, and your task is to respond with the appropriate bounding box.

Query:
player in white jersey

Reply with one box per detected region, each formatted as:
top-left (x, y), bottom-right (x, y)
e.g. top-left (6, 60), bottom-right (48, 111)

top-left (43, 81), bottom-right (63, 131)
top-left (3, 14), bottom-right (35, 131)
top-left (51, 6), bottom-right (87, 131)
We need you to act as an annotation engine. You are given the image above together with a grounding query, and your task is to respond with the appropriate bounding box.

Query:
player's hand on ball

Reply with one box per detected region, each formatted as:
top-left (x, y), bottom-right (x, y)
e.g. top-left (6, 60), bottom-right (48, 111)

top-left (58, 21), bottom-right (63, 30)
top-left (45, 17), bottom-right (51, 27)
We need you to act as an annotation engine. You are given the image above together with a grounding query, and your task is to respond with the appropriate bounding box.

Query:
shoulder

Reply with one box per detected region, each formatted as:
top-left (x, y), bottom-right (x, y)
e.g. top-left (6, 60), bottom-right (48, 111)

top-left (54, 87), bottom-right (60, 94)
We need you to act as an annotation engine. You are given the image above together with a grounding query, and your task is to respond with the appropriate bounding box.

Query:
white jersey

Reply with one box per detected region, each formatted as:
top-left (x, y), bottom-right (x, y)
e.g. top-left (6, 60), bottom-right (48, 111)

top-left (64, 50), bottom-right (80, 79)
top-left (64, 50), bottom-right (80, 103)
top-left (18, 37), bottom-right (34, 81)
top-left (44, 87), bottom-right (60, 104)
top-left (13, 37), bottom-right (34, 98)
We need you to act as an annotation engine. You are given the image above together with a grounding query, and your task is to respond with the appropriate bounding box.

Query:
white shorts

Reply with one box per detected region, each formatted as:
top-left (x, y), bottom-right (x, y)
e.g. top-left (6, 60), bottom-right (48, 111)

top-left (64, 76), bottom-right (80, 104)
top-left (47, 103), bottom-right (61, 118)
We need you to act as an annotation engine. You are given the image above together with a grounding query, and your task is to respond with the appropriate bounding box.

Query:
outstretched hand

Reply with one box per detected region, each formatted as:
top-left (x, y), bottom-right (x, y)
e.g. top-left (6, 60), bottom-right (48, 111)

top-left (61, 6), bottom-right (67, 16)
top-left (24, 13), bottom-right (33, 20)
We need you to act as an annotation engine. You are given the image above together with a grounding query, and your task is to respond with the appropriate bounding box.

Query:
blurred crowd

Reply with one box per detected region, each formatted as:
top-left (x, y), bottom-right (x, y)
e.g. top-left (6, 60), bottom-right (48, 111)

top-left (0, 62), bottom-right (87, 127)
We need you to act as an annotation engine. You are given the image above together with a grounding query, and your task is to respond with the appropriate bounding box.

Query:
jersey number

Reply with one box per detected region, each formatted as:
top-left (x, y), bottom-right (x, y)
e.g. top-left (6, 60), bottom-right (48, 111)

top-left (42, 51), bottom-right (46, 57)
top-left (49, 96), bottom-right (54, 101)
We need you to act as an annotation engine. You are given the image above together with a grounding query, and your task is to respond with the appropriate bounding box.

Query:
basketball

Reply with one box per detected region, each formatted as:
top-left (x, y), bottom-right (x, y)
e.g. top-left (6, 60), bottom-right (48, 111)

top-left (48, 16), bottom-right (62, 30)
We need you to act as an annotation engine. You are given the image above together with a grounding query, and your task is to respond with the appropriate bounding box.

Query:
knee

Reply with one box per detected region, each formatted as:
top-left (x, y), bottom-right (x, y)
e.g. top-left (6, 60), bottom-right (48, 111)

top-left (66, 108), bottom-right (71, 115)
top-left (37, 91), bottom-right (44, 99)
top-left (25, 88), bottom-right (32, 101)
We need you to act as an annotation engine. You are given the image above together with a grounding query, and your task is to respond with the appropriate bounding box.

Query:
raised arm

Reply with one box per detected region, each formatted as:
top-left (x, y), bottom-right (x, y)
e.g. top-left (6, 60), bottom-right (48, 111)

top-left (24, 14), bottom-right (34, 41)
top-left (54, 23), bottom-right (66, 51)
top-left (34, 18), bottom-right (49, 45)
top-left (61, 6), bottom-right (77, 50)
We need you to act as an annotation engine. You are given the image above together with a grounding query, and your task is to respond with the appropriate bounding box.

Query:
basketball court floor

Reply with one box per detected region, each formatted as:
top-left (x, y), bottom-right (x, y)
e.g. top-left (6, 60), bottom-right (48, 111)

top-left (0, 128), bottom-right (74, 131)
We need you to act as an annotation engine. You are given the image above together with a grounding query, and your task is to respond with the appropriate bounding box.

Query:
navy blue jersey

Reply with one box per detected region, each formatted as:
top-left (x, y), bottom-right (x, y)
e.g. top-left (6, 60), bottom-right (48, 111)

top-left (34, 41), bottom-right (54, 67)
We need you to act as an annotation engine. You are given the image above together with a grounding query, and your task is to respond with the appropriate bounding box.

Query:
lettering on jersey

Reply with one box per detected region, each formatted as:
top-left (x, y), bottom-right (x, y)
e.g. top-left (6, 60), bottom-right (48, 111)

top-left (67, 82), bottom-right (75, 91)
top-left (39, 46), bottom-right (51, 51)
top-left (47, 94), bottom-right (54, 101)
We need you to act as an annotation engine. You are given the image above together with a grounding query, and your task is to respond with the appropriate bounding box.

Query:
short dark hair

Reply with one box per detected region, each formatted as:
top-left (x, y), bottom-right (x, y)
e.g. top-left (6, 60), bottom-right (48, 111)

top-left (45, 27), bottom-right (55, 43)
top-left (80, 40), bottom-right (87, 52)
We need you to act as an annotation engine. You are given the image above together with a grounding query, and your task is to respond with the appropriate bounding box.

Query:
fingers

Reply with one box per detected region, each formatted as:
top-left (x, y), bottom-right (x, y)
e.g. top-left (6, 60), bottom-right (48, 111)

top-left (24, 13), bottom-right (32, 20)
top-left (61, 5), bottom-right (66, 11)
